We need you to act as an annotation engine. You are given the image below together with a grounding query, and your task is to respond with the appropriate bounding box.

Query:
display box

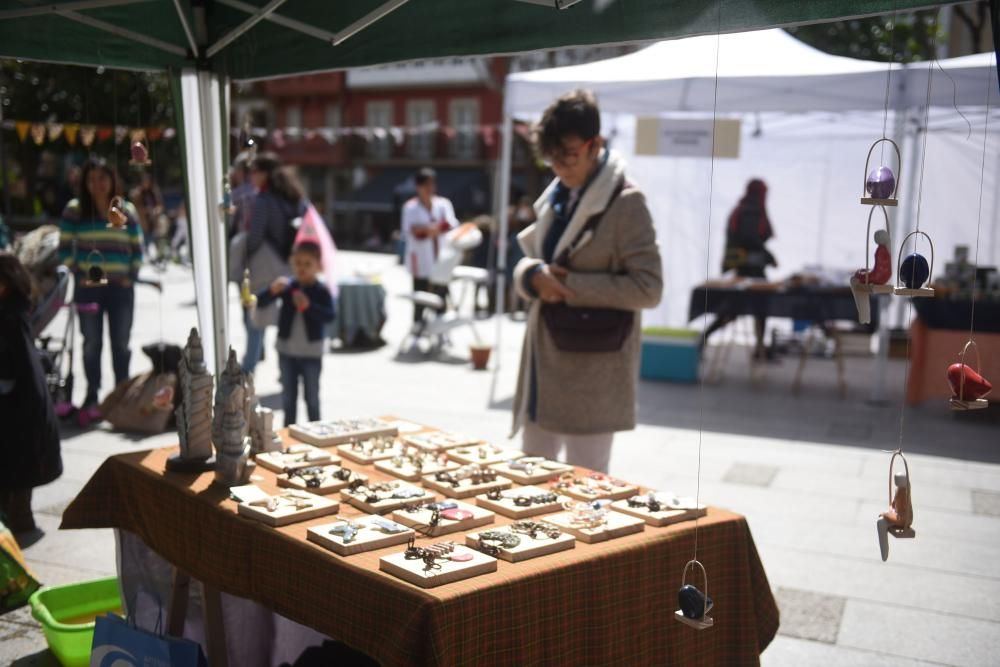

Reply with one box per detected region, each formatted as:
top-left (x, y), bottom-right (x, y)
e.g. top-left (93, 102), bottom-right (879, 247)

top-left (545, 510), bottom-right (645, 544)
top-left (639, 328), bottom-right (700, 383)
top-left (421, 473), bottom-right (512, 500)
top-left (340, 483), bottom-right (436, 515)
top-left (237, 490), bottom-right (338, 527)
top-left (475, 486), bottom-right (568, 519)
top-left (402, 431), bottom-right (483, 452)
top-left (465, 528), bottom-right (575, 562)
top-left (447, 445), bottom-right (525, 466)
top-left (288, 417), bottom-right (398, 447)
top-left (391, 501), bottom-right (494, 537)
top-left (276, 465), bottom-right (367, 495)
top-left (337, 437), bottom-right (405, 465)
top-left (611, 492), bottom-right (707, 527)
top-left (307, 516), bottom-right (415, 556)
top-left (379, 545), bottom-right (496, 588)
top-left (375, 455), bottom-right (458, 482)
top-left (556, 475), bottom-right (640, 502)
top-left (490, 458), bottom-right (574, 485)
top-left (255, 445), bottom-right (337, 473)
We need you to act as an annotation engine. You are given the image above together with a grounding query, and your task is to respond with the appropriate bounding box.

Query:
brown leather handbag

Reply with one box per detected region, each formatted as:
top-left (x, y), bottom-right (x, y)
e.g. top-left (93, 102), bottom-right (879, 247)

top-left (540, 181), bottom-right (634, 353)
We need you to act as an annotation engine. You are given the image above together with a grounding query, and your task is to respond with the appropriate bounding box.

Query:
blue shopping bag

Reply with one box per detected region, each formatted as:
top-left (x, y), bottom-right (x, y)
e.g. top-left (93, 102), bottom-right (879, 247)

top-left (90, 613), bottom-right (207, 667)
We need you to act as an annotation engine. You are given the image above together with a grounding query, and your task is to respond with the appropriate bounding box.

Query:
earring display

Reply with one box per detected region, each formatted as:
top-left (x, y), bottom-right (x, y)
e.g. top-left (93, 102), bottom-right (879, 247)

top-left (374, 449), bottom-right (459, 482)
top-left (490, 457), bottom-right (575, 485)
top-left (551, 472), bottom-right (640, 502)
top-left (611, 491), bottom-right (707, 527)
top-left (546, 500), bottom-right (645, 544)
top-left (307, 515), bottom-right (415, 556)
top-left (402, 431), bottom-right (484, 452)
top-left (391, 499), bottom-right (494, 537)
top-left (379, 538), bottom-right (497, 588)
top-left (447, 444), bottom-right (526, 466)
top-left (237, 490), bottom-right (338, 527)
top-left (467, 522), bottom-right (575, 563)
top-left (337, 436), bottom-right (405, 465)
top-left (475, 485), bottom-right (567, 519)
top-left (674, 559), bottom-right (715, 630)
top-left (340, 479), bottom-right (436, 514)
top-left (421, 464), bottom-right (513, 499)
top-left (276, 464), bottom-right (367, 495)
top-left (289, 418), bottom-right (399, 447)
top-left (255, 444), bottom-right (337, 473)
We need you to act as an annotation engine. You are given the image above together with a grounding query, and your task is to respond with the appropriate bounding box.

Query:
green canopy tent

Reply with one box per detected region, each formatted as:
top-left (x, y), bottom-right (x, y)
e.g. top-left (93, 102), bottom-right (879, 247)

top-left (0, 0), bottom-right (961, 371)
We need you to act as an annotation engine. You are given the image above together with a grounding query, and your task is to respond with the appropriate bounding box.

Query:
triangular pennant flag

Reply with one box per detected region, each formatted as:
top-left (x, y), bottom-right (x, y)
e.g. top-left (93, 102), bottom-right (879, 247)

top-left (389, 128), bottom-right (404, 146)
top-left (80, 125), bottom-right (97, 146)
top-left (480, 126), bottom-right (496, 148)
top-left (372, 127), bottom-right (388, 140)
top-left (162, 127), bottom-right (176, 140)
top-left (146, 127), bottom-right (163, 141)
top-left (270, 129), bottom-right (285, 149)
top-left (15, 121), bottom-right (30, 142)
top-left (64, 123), bottom-right (80, 146)
top-left (130, 128), bottom-right (147, 143)
top-left (30, 123), bottom-right (46, 145)
top-left (114, 125), bottom-right (129, 144)
top-left (317, 128), bottom-right (335, 144)
top-left (47, 123), bottom-right (64, 142)
top-left (96, 126), bottom-right (114, 142)
top-left (442, 126), bottom-right (457, 140)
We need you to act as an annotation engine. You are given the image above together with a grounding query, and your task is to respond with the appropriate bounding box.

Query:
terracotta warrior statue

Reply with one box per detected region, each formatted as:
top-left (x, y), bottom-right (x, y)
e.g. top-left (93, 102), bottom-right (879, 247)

top-left (876, 471), bottom-right (913, 562)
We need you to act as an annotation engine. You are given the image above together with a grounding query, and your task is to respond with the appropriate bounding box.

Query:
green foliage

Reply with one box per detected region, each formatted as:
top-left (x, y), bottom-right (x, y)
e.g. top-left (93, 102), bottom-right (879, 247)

top-left (788, 11), bottom-right (942, 63)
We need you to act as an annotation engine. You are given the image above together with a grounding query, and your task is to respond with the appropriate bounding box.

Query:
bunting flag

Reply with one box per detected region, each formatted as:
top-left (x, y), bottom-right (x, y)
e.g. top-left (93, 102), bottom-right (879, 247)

top-left (114, 125), bottom-right (129, 144)
top-left (64, 123), bottom-right (80, 146)
top-left (317, 128), bottom-right (335, 144)
top-left (162, 127), bottom-right (176, 140)
top-left (480, 126), bottom-right (496, 148)
top-left (389, 127), bottom-right (405, 146)
top-left (30, 123), bottom-right (46, 145)
top-left (96, 126), bottom-right (114, 142)
top-left (130, 128), bottom-right (147, 143)
top-left (146, 127), bottom-right (164, 141)
top-left (47, 123), bottom-right (64, 142)
top-left (15, 121), bottom-right (30, 142)
top-left (80, 125), bottom-right (97, 146)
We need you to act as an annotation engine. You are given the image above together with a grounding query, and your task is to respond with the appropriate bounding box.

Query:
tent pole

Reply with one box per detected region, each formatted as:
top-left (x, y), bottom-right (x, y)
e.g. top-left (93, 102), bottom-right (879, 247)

top-left (56, 9), bottom-right (188, 56)
top-left (0, 0), bottom-right (152, 20)
top-left (171, 0), bottom-right (200, 57)
top-left (216, 0), bottom-right (339, 44)
top-left (207, 0), bottom-right (290, 58)
top-left (494, 113), bottom-right (514, 361)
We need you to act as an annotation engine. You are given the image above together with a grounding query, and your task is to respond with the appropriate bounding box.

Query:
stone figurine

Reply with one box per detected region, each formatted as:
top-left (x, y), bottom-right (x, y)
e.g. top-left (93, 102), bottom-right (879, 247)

top-left (850, 228), bottom-right (891, 324)
top-left (212, 348), bottom-right (256, 486)
top-left (167, 328), bottom-right (215, 472)
top-left (247, 373), bottom-right (282, 455)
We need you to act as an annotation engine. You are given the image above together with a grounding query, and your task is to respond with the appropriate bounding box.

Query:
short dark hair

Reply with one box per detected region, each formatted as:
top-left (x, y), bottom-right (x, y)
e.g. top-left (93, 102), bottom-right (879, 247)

top-left (415, 167), bottom-right (436, 186)
top-left (536, 89), bottom-right (601, 157)
top-left (292, 240), bottom-right (322, 264)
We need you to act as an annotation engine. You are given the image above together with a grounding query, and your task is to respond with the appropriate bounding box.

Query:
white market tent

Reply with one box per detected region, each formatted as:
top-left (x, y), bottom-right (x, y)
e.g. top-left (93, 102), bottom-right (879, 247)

top-left (496, 29), bottom-right (999, 345)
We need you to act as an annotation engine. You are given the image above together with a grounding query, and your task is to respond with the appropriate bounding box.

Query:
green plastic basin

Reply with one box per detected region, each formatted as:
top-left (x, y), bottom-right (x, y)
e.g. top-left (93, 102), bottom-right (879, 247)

top-left (28, 576), bottom-right (122, 667)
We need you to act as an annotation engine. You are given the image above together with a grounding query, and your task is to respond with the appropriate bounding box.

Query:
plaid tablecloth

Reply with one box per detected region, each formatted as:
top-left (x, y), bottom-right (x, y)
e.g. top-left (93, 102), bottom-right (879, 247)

top-left (62, 443), bottom-right (778, 666)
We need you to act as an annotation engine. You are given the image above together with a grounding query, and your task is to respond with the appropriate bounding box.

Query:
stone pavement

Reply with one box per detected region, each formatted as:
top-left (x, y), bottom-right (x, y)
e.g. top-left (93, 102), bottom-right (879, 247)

top-left (4, 251), bottom-right (998, 666)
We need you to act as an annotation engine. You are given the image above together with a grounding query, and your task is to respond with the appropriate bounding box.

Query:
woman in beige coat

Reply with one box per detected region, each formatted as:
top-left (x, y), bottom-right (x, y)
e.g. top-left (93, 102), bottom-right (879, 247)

top-left (512, 90), bottom-right (663, 473)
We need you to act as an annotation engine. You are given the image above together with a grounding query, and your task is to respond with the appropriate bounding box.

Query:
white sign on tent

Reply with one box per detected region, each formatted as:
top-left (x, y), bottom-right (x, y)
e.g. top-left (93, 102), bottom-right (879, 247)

top-left (635, 117), bottom-right (741, 158)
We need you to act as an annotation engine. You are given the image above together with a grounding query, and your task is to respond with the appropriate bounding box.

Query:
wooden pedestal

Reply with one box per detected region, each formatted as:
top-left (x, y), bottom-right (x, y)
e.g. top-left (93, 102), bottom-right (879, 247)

top-left (475, 486), bottom-right (567, 519)
top-left (379, 546), bottom-right (496, 588)
top-left (288, 418), bottom-right (398, 446)
top-left (490, 459), bottom-right (574, 486)
top-left (421, 474), bottom-right (512, 500)
top-left (391, 501), bottom-right (494, 537)
top-left (237, 491), bottom-right (338, 527)
top-left (337, 440), bottom-right (405, 465)
top-left (254, 446), bottom-right (338, 473)
top-left (276, 465), bottom-right (367, 495)
top-left (307, 516), bottom-right (415, 556)
top-left (375, 458), bottom-right (458, 482)
top-left (340, 486), bottom-right (437, 515)
top-left (545, 510), bottom-right (645, 544)
top-left (465, 530), bottom-right (575, 562)
top-left (402, 432), bottom-right (483, 452)
top-left (611, 496), bottom-right (707, 527)
top-left (446, 446), bottom-right (525, 466)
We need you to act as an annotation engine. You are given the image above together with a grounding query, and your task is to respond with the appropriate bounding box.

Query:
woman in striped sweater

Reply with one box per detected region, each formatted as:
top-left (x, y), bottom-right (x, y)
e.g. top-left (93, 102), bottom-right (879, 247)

top-left (58, 158), bottom-right (143, 422)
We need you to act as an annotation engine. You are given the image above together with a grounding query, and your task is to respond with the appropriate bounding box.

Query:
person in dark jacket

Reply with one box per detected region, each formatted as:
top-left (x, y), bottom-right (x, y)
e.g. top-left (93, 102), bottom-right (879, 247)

top-left (0, 253), bottom-right (62, 534)
top-left (255, 241), bottom-right (335, 426)
top-left (242, 152), bottom-right (307, 374)
top-left (702, 179), bottom-right (777, 359)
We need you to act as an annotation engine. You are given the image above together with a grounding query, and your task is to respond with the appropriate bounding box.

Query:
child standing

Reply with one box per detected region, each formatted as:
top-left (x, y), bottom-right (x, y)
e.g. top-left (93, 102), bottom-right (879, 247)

top-left (255, 241), bottom-right (335, 426)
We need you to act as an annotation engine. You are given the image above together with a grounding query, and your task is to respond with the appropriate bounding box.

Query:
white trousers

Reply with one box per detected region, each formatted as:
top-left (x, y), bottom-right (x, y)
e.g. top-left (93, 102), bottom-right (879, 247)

top-left (522, 421), bottom-right (614, 473)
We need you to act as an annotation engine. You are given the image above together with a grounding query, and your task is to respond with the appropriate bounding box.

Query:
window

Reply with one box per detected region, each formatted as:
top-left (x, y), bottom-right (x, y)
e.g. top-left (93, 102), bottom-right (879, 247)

top-left (325, 104), bottom-right (341, 130)
top-left (406, 100), bottom-right (436, 160)
top-left (285, 105), bottom-right (303, 130)
top-left (449, 98), bottom-right (480, 160)
top-left (365, 100), bottom-right (393, 160)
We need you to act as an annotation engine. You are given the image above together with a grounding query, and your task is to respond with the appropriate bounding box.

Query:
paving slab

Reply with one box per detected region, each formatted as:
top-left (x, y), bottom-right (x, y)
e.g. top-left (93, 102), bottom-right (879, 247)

top-left (774, 587), bottom-right (845, 643)
top-left (762, 635), bottom-right (949, 667)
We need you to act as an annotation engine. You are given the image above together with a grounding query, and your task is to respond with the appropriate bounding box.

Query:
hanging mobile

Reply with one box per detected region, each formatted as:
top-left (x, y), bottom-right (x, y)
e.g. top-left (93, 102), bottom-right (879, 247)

top-left (238, 115), bottom-right (257, 158)
top-left (107, 195), bottom-right (128, 229)
top-left (221, 177), bottom-right (236, 216)
top-left (876, 450), bottom-right (914, 562)
top-left (674, 559), bottom-right (714, 629)
top-left (894, 231), bottom-right (935, 297)
top-left (129, 133), bottom-right (151, 168)
top-left (947, 341), bottom-right (992, 410)
top-left (850, 206), bottom-right (893, 324)
top-left (860, 138), bottom-right (901, 206)
top-left (82, 248), bottom-right (109, 287)
top-left (241, 268), bottom-right (258, 309)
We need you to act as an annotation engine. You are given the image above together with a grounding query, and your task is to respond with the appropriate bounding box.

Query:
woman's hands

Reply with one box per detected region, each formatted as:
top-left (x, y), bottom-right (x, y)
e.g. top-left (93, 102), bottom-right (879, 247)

top-left (531, 264), bottom-right (575, 304)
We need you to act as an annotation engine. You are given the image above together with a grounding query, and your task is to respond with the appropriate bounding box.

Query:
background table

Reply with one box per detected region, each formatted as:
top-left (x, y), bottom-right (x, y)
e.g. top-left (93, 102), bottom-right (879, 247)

top-left (62, 436), bottom-right (779, 667)
top-left (335, 279), bottom-right (386, 346)
top-left (689, 282), bottom-right (878, 330)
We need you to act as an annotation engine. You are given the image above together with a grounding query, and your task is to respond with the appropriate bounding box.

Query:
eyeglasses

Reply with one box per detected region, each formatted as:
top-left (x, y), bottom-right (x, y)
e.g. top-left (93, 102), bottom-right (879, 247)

top-left (543, 138), bottom-right (595, 168)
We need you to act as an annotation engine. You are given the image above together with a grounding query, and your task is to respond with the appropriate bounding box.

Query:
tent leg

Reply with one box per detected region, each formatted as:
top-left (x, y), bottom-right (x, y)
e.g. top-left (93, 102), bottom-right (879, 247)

top-left (493, 114), bottom-right (514, 363)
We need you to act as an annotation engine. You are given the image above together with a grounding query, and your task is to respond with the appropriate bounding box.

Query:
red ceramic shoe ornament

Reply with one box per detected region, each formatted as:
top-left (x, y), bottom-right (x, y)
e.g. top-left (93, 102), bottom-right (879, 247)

top-left (947, 363), bottom-right (993, 401)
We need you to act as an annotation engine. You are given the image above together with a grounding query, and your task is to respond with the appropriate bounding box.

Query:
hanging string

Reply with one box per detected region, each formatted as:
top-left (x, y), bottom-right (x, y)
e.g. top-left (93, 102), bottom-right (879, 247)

top-left (967, 50), bottom-right (996, 342)
top-left (692, 0), bottom-right (724, 565)
top-left (879, 0), bottom-right (900, 166)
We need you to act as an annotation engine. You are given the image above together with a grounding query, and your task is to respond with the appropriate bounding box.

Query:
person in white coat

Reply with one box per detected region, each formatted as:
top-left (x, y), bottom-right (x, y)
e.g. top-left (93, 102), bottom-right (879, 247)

top-left (400, 167), bottom-right (458, 322)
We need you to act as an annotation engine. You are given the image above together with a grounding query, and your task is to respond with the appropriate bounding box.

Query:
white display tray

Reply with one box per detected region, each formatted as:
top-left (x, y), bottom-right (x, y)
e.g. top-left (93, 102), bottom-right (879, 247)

top-left (447, 445), bottom-right (526, 466)
top-left (421, 474), bottom-right (512, 500)
top-left (237, 491), bottom-right (338, 527)
top-left (340, 485), bottom-right (437, 515)
top-left (254, 445), bottom-right (338, 473)
top-left (288, 418), bottom-right (398, 447)
top-left (375, 457), bottom-right (458, 482)
top-left (474, 486), bottom-right (568, 519)
top-left (337, 439), bottom-right (405, 465)
top-left (611, 495), bottom-right (707, 527)
top-left (276, 465), bottom-right (367, 495)
top-left (307, 516), bottom-right (415, 556)
top-left (545, 510), bottom-right (645, 544)
top-left (402, 431), bottom-right (483, 452)
top-left (391, 501), bottom-right (494, 537)
top-left (465, 528), bottom-right (575, 562)
top-left (379, 545), bottom-right (497, 588)
top-left (490, 459), bottom-right (574, 485)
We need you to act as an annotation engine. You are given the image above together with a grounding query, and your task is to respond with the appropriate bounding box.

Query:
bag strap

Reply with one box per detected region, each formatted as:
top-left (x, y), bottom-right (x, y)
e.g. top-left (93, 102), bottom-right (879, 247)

top-left (553, 179), bottom-right (627, 267)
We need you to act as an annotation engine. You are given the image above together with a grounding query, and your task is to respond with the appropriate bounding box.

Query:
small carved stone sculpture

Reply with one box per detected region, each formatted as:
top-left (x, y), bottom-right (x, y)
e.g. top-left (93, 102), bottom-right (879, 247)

top-left (247, 373), bottom-right (282, 455)
top-left (212, 348), bottom-right (256, 486)
top-left (167, 328), bottom-right (215, 472)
